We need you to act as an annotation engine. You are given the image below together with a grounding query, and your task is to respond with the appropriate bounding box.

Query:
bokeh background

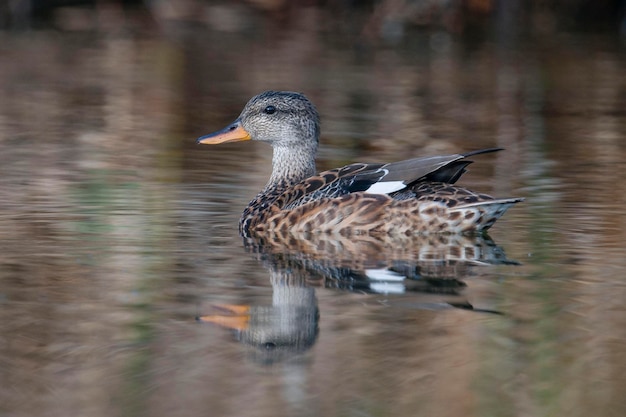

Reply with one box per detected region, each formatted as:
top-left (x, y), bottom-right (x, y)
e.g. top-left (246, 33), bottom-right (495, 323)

top-left (1, 1), bottom-right (625, 417)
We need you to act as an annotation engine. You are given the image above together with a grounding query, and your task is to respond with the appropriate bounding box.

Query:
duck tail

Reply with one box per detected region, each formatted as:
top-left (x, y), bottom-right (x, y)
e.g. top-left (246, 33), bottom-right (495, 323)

top-left (451, 197), bottom-right (524, 231)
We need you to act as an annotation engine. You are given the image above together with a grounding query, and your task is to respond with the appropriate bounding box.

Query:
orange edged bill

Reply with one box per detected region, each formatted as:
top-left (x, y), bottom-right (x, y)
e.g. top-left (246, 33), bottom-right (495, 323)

top-left (197, 119), bottom-right (251, 144)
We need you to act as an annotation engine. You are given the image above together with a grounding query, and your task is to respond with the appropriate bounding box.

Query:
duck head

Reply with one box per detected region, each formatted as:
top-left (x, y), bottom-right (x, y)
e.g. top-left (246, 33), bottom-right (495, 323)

top-left (197, 91), bottom-right (320, 152)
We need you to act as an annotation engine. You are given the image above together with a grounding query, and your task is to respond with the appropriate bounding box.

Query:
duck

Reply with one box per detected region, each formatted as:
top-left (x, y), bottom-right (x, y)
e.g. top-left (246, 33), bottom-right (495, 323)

top-left (197, 91), bottom-right (522, 237)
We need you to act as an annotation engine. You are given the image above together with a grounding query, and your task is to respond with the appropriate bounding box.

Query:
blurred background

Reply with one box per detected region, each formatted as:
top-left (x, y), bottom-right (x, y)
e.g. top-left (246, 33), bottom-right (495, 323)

top-left (0, 1), bottom-right (625, 417)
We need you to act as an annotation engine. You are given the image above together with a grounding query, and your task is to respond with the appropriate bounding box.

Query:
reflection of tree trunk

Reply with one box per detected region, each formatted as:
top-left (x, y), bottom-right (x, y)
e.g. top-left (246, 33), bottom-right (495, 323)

top-left (0, 32), bottom-right (183, 417)
top-left (494, 0), bottom-right (523, 198)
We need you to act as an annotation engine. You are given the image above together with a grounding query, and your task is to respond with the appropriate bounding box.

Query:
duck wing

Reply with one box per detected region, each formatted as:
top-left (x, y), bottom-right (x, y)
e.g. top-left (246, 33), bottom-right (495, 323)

top-left (276, 148), bottom-right (502, 211)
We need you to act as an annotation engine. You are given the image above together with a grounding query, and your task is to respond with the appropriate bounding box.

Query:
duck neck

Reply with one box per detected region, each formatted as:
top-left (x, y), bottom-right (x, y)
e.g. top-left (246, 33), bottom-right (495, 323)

top-left (265, 144), bottom-right (317, 193)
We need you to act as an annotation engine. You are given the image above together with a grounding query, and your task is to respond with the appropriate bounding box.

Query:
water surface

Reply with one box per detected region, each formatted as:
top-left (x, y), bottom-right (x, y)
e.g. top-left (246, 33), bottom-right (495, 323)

top-left (1, 6), bottom-right (625, 417)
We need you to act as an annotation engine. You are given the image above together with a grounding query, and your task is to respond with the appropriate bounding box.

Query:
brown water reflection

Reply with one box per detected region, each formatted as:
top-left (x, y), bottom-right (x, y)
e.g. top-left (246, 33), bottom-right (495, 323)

top-left (1, 5), bottom-right (626, 417)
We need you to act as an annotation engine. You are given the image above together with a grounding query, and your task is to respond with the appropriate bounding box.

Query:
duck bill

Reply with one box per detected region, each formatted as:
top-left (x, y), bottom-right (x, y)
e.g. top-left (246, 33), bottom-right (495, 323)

top-left (197, 119), bottom-right (251, 144)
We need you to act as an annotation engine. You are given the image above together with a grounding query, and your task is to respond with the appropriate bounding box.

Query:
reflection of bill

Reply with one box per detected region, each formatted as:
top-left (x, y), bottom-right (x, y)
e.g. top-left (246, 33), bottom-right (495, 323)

top-left (198, 266), bottom-right (319, 365)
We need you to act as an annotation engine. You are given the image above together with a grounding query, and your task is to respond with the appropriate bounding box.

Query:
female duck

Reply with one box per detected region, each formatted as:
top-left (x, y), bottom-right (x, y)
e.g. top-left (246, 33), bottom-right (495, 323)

top-left (197, 91), bottom-right (521, 237)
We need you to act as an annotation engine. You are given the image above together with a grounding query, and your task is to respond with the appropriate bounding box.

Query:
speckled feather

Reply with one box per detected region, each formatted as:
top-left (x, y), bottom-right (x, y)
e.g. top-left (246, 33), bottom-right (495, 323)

top-left (197, 91), bottom-right (523, 237)
top-left (243, 181), bottom-right (520, 236)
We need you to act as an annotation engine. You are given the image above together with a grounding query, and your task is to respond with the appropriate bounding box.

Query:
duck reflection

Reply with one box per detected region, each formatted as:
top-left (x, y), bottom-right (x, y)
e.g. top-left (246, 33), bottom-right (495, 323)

top-left (199, 233), bottom-right (515, 363)
top-left (198, 264), bottom-right (319, 364)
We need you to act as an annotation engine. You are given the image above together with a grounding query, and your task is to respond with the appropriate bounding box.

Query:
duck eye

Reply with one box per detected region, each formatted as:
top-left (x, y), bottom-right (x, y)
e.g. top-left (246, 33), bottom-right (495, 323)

top-left (263, 105), bottom-right (276, 115)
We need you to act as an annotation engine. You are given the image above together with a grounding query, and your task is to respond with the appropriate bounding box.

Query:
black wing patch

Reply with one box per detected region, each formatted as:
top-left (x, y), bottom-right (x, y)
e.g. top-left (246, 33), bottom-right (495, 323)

top-left (282, 163), bottom-right (386, 210)
top-left (421, 160), bottom-right (473, 184)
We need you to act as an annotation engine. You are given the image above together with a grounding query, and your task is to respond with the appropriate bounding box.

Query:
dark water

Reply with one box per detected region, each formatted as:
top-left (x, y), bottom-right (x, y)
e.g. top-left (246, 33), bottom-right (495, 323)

top-left (1, 4), bottom-right (626, 417)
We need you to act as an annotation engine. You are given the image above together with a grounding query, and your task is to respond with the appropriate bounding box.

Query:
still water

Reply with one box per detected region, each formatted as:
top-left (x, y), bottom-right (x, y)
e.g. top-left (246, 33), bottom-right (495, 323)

top-left (1, 6), bottom-right (625, 417)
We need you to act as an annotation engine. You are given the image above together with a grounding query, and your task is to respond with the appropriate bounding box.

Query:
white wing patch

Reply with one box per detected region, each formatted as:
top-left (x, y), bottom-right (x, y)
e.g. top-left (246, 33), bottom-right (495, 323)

top-left (369, 282), bottom-right (405, 294)
top-left (365, 268), bottom-right (405, 281)
top-left (365, 180), bottom-right (406, 195)
top-left (365, 268), bottom-right (406, 294)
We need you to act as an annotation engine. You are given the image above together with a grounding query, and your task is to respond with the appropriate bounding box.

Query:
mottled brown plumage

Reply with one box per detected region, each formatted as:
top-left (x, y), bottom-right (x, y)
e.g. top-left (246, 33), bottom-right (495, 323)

top-left (197, 91), bottom-right (522, 237)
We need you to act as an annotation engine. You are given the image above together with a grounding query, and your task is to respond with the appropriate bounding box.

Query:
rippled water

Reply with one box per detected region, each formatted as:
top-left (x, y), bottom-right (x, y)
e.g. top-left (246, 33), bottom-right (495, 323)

top-left (1, 5), bottom-right (625, 417)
